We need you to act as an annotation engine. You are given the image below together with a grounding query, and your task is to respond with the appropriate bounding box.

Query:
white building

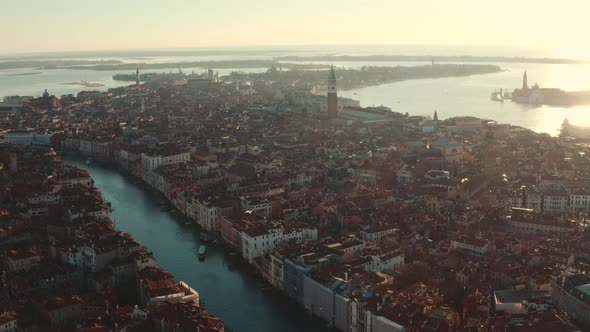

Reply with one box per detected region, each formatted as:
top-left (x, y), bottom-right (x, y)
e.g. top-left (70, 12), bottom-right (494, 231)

top-left (450, 238), bottom-right (493, 255)
top-left (0, 313), bottom-right (17, 332)
top-left (570, 190), bottom-right (590, 213)
top-left (363, 250), bottom-right (405, 273)
top-left (360, 226), bottom-right (397, 244)
top-left (241, 197), bottom-right (272, 218)
top-left (241, 225), bottom-right (318, 263)
top-left (148, 281), bottom-right (199, 305)
top-left (141, 150), bottom-right (190, 183)
top-left (192, 197), bottom-right (218, 231)
top-left (59, 167), bottom-right (93, 188)
top-left (543, 192), bottom-right (569, 213)
top-left (506, 209), bottom-right (575, 235)
top-left (28, 192), bottom-right (61, 205)
top-left (351, 300), bottom-right (405, 332)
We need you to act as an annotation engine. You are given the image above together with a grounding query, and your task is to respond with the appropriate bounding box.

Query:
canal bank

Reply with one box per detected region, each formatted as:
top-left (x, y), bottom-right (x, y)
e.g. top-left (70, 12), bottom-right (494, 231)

top-left (64, 158), bottom-right (327, 332)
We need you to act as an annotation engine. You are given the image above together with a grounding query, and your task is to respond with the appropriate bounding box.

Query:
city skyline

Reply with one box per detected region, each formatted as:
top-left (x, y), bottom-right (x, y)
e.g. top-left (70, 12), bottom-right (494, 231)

top-left (3, 2), bottom-right (590, 331)
top-left (2, 0), bottom-right (589, 58)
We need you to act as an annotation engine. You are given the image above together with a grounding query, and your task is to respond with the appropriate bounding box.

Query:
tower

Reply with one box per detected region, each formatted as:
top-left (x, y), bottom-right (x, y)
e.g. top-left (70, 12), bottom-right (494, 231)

top-left (327, 65), bottom-right (337, 115)
top-left (522, 70), bottom-right (528, 91)
top-left (433, 109), bottom-right (439, 131)
top-left (136, 68), bottom-right (140, 88)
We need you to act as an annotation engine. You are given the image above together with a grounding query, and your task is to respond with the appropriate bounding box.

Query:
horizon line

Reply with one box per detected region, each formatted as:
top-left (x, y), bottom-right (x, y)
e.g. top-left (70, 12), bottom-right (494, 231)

top-left (0, 42), bottom-right (533, 58)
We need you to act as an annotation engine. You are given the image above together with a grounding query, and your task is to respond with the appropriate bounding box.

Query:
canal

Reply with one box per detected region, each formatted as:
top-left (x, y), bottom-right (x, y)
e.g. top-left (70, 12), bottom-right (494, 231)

top-left (65, 158), bottom-right (327, 332)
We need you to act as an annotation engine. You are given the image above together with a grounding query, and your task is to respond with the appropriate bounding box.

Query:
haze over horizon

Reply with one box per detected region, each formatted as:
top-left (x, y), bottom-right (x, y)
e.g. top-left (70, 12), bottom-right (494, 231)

top-left (2, 0), bottom-right (588, 58)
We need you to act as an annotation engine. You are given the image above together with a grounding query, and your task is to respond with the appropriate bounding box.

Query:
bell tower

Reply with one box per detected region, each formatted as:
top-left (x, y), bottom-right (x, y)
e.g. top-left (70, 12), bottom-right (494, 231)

top-left (327, 65), bottom-right (337, 115)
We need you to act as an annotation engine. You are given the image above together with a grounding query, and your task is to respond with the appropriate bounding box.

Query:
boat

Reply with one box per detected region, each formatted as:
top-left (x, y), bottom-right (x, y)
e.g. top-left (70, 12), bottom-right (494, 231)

top-left (198, 245), bottom-right (207, 261)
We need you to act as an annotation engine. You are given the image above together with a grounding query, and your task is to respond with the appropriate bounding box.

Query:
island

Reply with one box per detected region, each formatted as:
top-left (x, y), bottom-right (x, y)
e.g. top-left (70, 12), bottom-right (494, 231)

top-left (61, 81), bottom-right (105, 87)
top-left (492, 71), bottom-right (590, 106)
top-left (0, 72), bottom-right (43, 76)
top-left (274, 54), bottom-right (590, 64)
top-left (114, 64), bottom-right (502, 90)
top-left (67, 60), bottom-right (330, 71)
top-left (0, 59), bottom-right (122, 70)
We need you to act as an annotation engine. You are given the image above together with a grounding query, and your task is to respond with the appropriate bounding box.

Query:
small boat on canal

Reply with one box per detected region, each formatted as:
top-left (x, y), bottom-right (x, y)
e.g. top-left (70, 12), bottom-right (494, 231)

top-left (198, 245), bottom-right (207, 261)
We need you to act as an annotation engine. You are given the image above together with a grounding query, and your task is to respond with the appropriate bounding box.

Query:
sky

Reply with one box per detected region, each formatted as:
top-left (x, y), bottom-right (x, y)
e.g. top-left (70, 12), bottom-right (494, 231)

top-left (1, 0), bottom-right (588, 58)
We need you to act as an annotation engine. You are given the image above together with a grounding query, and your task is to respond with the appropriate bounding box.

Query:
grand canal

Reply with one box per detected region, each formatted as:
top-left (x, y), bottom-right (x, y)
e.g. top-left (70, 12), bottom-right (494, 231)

top-left (65, 158), bottom-right (326, 332)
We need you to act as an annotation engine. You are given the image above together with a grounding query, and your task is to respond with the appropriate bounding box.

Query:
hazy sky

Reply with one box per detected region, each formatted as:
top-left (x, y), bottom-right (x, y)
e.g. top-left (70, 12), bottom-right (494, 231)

top-left (1, 0), bottom-right (588, 57)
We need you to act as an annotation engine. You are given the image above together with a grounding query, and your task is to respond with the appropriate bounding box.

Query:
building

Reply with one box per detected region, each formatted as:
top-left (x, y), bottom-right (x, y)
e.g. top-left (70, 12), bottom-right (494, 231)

top-left (304, 275), bottom-right (351, 331)
top-left (360, 225), bottom-right (397, 244)
top-left (430, 138), bottom-right (464, 166)
top-left (191, 196), bottom-right (220, 231)
top-left (552, 274), bottom-right (590, 327)
top-left (4, 249), bottom-right (41, 272)
top-left (570, 189), bottom-right (590, 213)
top-left (506, 208), bottom-right (575, 235)
top-left (241, 225), bottom-right (318, 263)
top-left (141, 147), bottom-right (191, 184)
top-left (450, 237), bottom-right (494, 255)
top-left (1, 129), bottom-right (53, 146)
top-left (327, 65), bottom-right (337, 115)
top-left (292, 95), bottom-right (359, 113)
top-left (543, 190), bottom-right (569, 213)
top-left (0, 312), bottom-right (16, 332)
top-left (493, 289), bottom-right (551, 314)
top-left (525, 189), bottom-right (543, 212)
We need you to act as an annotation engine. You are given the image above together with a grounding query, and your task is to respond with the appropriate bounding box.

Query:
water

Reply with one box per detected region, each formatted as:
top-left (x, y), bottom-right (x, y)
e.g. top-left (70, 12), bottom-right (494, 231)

top-left (340, 62), bottom-right (590, 136)
top-left (0, 66), bottom-right (267, 98)
top-left (65, 158), bottom-right (326, 332)
top-left (4, 45), bottom-right (590, 135)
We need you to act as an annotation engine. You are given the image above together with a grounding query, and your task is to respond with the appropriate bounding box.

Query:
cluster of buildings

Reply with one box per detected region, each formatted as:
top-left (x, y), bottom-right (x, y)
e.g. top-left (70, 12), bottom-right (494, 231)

top-left (0, 145), bottom-right (224, 331)
top-left (2, 66), bottom-right (590, 331)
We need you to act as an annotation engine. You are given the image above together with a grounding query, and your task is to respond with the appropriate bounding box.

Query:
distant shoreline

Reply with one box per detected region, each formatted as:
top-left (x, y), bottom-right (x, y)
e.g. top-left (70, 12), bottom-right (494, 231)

top-left (60, 81), bottom-right (105, 87)
top-left (274, 55), bottom-right (590, 64)
top-left (0, 54), bottom-right (586, 72)
top-left (0, 72), bottom-right (43, 76)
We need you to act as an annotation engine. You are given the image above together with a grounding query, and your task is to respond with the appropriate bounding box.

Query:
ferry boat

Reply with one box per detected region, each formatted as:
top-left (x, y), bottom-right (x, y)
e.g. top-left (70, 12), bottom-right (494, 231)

top-left (198, 245), bottom-right (207, 261)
